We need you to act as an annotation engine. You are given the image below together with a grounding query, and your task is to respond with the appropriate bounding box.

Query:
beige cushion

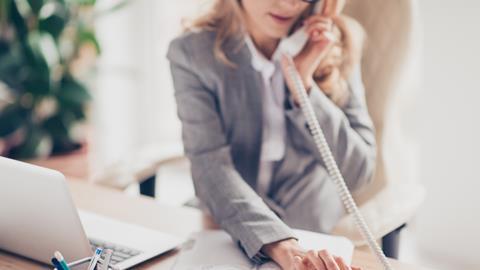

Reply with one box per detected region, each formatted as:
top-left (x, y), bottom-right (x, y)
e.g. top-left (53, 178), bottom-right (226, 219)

top-left (332, 0), bottom-right (425, 244)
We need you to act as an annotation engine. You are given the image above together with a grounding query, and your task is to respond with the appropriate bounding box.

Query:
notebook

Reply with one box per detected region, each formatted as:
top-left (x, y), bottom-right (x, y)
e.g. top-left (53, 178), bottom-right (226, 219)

top-left (172, 229), bottom-right (354, 270)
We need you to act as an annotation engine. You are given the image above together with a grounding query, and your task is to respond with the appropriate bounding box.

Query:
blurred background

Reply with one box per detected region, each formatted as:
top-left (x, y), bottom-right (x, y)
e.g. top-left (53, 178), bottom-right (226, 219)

top-left (0, 0), bottom-right (479, 269)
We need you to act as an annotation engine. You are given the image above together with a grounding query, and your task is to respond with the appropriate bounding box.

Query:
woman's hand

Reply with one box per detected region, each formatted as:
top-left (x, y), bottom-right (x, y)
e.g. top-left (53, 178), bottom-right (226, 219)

top-left (281, 14), bottom-right (337, 104)
top-left (262, 238), bottom-right (362, 270)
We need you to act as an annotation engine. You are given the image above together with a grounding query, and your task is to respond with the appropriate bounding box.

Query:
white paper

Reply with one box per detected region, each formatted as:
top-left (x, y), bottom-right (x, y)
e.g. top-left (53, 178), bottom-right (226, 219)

top-left (172, 229), bottom-right (354, 270)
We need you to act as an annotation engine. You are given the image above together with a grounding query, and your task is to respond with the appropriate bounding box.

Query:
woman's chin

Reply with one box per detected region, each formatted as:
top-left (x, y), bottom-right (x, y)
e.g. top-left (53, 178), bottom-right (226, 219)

top-left (263, 27), bottom-right (290, 40)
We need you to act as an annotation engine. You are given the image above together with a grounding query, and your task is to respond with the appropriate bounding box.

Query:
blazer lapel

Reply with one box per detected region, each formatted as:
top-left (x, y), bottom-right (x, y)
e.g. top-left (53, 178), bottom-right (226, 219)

top-left (224, 40), bottom-right (264, 189)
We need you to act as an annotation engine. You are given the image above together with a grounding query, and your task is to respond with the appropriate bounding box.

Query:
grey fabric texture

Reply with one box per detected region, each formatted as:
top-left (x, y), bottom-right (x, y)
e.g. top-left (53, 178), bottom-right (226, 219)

top-left (167, 30), bottom-right (376, 260)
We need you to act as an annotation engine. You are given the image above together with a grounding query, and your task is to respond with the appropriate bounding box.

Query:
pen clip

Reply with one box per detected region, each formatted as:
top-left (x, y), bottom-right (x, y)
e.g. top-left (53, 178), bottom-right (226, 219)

top-left (98, 249), bottom-right (113, 270)
top-left (87, 248), bottom-right (103, 270)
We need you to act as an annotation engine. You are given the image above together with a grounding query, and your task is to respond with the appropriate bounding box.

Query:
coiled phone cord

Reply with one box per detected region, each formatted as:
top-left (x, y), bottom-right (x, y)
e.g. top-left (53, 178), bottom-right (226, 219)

top-left (284, 55), bottom-right (394, 270)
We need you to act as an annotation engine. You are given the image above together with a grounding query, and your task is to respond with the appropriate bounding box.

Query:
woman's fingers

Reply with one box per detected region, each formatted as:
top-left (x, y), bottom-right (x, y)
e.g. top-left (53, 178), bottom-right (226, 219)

top-left (294, 255), bottom-right (306, 270)
top-left (291, 250), bottom-right (358, 270)
top-left (305, 28), bottom-right (335, 47)
top-left (305, 19), bottom-right (337, 43)
top-left (306, 22), bottom-right (332, 40)
top-left (322, 0), bottom-right (339, 17)
top-left (304, 15), bottom-right (333, 28)
top-left (323, 0), bottom-right (347, 16)
top-left (332, 255), bottom-right (362, 270)
top-left (333, 256), bottom-right (351, 270)
top-left (305, 21), bottom-right (331, 33)
top-left (307, 31), bottom-right (335, 56)
top-left (305, 250), bottom-right (327, 270)
top-left (308, 30), bottom-right (330, 42)
top-left (305, 17), bottom-right (333, 36)
top-left (318, 250), bottom-right (340, 270)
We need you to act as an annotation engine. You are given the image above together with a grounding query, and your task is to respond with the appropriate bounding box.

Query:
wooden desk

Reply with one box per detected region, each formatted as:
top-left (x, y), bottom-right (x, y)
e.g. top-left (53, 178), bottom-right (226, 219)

top-left (0, 180), bottom-right (430, 270)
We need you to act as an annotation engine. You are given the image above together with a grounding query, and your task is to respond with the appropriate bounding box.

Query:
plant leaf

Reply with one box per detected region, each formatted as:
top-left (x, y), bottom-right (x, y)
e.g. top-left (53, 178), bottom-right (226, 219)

top-left (57, 75), bottom-right (91, 107)
top-left (10, 0), bottom-right (29, 39)
top-left (26, 0), bottom-right (44, 15)
top-left (38, 1), bottom-right (68, 38)
top-left (0, 104), bottom-right (23, 136)
top-left (78, 29), bottom-right (100, 54)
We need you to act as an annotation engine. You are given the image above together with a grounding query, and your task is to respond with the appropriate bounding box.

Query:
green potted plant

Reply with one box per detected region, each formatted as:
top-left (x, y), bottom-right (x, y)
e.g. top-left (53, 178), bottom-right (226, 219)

top-left (0, 0), bottom-right (127, 159)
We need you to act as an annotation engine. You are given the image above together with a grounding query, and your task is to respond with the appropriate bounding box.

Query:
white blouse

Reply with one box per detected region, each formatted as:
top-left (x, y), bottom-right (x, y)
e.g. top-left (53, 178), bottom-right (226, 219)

top-left (244, 36), bottom-right (287, 196)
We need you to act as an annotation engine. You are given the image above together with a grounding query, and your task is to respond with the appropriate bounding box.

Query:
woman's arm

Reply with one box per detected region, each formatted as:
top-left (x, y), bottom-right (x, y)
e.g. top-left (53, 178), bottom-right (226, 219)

top-left (284, 63), bottom-right (377, 192)
top-left (167, 37), bottom-right (294, 260)
top-left (281, 10), bottom-right (376, 193)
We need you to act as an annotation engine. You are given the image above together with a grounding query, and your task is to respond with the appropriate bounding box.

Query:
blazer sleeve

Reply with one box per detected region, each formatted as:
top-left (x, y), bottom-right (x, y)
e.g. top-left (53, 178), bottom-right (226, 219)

top-left (167, 38), bottom-right (295, 260)
top-left (285, 65), bottom-right (377, 192)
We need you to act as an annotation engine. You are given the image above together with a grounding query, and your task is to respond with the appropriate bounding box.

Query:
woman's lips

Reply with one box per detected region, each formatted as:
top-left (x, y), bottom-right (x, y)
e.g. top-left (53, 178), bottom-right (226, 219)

top-left (268, 13), bottom-right (294, 24)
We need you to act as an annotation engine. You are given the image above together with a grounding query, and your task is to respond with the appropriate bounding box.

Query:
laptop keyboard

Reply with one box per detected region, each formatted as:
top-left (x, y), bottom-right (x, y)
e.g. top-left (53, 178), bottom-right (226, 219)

top-left (89, 238), bottom-right (142, 265)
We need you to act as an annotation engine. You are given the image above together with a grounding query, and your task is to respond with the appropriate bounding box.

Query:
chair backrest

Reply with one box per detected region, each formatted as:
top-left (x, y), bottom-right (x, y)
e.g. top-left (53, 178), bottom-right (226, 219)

top-left (343, 0), bottom-right (421, 203)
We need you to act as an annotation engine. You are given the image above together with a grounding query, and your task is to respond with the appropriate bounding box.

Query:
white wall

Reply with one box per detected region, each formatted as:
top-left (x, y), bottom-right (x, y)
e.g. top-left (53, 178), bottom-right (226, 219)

top-left (412, 1), bottom-right (480, 269)
top-left (90, 0), bottom-right (210, 170)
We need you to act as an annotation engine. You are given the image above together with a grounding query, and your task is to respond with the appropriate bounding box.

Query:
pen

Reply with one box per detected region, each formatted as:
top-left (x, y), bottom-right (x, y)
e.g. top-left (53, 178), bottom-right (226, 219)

top-left (87, 247), bottom-right (103, 270)
top-left (51, 257), bottom-right (63, 270)
top-left (54, 251), bottom-right (71, 270)
top-left (52, 257), bottom-right (93, 270)
top-left (99, 249), bottom-right (113, 270)
top-left (66, 257), bottom-right (91, 268)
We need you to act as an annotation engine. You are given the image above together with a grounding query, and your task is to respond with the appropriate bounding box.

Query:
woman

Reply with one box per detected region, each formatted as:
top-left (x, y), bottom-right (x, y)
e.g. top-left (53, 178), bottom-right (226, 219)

top-left (167, 0), bottom-right (376, 269)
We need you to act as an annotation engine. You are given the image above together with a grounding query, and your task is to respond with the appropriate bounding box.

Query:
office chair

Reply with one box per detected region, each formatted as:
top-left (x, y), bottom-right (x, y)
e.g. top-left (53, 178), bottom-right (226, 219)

top-left (331, 0), bottom-right (425, 258)
top-left (94, 0), bottom-right (425, 259)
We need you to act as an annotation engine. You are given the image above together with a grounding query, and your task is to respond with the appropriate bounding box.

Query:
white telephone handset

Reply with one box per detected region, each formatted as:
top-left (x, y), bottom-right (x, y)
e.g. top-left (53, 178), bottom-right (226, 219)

top-left (279, 1), bottom-right (325, 55)
top-left (283, 2), bottom-right (395, 270)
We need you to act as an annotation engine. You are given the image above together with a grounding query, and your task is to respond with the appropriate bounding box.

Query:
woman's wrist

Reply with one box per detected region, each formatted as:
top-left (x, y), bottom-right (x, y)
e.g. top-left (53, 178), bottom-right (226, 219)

top-left (297, 65), bottom-right (313, 91)
top-left (261, 238), bottom-right (303, 267)
top-left (294, 56), bottom-right (314, 91)
top-left (290, 77), bottom-right (313, 107)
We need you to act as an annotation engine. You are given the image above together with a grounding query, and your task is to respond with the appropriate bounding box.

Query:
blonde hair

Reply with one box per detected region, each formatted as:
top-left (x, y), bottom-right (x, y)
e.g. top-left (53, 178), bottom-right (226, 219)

top-left (313, 15), bottom-right (366, 107)
top-left (185, 0), bottom-right (245, 67)
top-left (187, 0), bottom-right (365, 107)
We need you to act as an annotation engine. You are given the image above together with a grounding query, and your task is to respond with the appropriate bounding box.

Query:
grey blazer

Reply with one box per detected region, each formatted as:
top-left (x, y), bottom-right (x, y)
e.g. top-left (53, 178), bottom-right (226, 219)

top-left (167, 30), bottom-right (376, 260)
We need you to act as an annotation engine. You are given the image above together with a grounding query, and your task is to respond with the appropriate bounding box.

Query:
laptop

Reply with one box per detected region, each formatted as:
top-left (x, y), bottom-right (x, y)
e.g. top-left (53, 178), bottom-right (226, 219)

top-left (0, 157), bottom-right (184, 269)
